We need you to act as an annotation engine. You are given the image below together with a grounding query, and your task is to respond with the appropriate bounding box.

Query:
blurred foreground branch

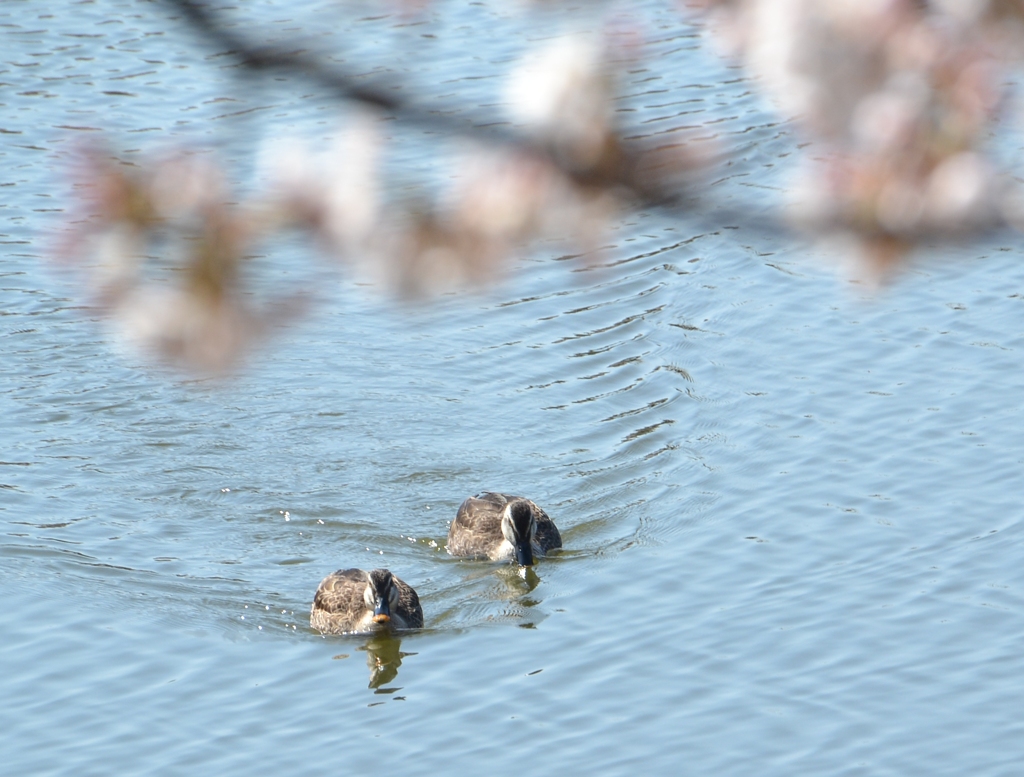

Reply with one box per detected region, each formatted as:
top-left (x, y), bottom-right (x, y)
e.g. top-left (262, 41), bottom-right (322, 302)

top-left (59, 0), bottom-right (1024, 372)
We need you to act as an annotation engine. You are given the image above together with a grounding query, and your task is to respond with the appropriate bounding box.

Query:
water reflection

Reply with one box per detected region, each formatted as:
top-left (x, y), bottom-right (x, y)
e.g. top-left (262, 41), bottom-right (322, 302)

top-left (490, 566), bottom-right (554, 629)
top-left (457, 563), bottom-right (544, 607)
top-left (494, 564), bottom-right (541, 596)
top-left (358, 634), bottom-right (415, 690)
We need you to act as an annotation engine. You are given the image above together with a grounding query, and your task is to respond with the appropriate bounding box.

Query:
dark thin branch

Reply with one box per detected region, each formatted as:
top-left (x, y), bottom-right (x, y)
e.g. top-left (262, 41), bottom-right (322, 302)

top-left (166, 0), bottom-right (403, 113)
top-left (162, 0), bottom-right (694, 207)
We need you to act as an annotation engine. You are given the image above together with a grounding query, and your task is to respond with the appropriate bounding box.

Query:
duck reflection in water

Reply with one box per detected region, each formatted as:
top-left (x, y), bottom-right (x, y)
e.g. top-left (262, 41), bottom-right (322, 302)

top-left (359, 633), bottom-right (414, 689)
top-left (494, 562), bottom-right (541, 594)
top-left (440, 563), bottom-right (544, 629)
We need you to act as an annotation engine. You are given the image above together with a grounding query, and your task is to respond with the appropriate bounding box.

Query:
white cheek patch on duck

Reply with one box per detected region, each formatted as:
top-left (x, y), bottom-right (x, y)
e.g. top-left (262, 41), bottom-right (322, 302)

top-left (492, 537), bottom-right (516, 561)
top-left (500, 513), bottom-right (518, 545)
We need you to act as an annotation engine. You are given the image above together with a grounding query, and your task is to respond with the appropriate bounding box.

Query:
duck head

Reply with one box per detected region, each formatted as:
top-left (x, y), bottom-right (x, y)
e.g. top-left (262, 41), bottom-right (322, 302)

top-left (501, 499), bottom-right (536, 567)
top-left (365, 569), bottom-right (399, 625)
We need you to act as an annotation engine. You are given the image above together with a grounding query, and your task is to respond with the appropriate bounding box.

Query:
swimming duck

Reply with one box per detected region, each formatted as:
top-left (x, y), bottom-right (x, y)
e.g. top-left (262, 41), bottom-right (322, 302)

top-left (446, 492), bottom-right (561, 565)
top-left (310, 568), bottom-right (423, 635)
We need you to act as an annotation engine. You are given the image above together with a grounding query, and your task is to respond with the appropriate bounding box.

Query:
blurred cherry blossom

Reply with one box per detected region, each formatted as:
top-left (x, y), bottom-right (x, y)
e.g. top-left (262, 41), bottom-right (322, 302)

top-left (257, 119), bottom-right (382, 256)
top-left (697, 0), bottom-right (1021, 278)
top-left (506, 34), bottom-right (616, 172)
top-left (60, 147), bottom-right (303, 373)
top-left (54, 0), bottom-right (1024, 372)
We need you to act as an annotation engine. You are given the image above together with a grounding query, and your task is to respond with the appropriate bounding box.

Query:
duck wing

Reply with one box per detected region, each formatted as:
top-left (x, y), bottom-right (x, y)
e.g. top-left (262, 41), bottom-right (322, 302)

top-left (312, 568), bottom-right (368, 617)
top-left (447, 492), bottom-right (507, 556)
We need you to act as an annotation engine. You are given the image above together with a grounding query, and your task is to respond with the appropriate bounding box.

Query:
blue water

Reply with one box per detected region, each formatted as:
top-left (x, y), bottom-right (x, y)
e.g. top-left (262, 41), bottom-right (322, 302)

top-left (4, 1), bottom-right (1024, 775)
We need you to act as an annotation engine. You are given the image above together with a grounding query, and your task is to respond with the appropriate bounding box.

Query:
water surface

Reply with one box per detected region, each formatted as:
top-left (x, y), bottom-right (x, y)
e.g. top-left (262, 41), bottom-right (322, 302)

top-left (3, 2), bottom-right (1024, 775)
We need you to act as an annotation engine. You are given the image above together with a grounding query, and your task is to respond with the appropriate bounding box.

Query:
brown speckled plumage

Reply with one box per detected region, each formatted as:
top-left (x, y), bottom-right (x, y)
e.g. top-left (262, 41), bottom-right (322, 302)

top-left (446, 492), bottom-right (561, 561)
top-left (309, 568), bottom-right (423, 635)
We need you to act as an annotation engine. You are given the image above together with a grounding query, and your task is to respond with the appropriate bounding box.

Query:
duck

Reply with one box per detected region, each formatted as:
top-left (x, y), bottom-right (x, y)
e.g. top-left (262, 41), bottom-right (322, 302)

top-left (446, 492), bottom-right (561, 566)
top-left (310, 568), bottom-right (423, 635)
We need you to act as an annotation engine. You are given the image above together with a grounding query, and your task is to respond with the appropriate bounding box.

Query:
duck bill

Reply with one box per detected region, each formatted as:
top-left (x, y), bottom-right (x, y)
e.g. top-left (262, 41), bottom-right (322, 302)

top-left (372, 599), bottom-right (391, 625)
top-left (514, 539), bottom-right (535, 567)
